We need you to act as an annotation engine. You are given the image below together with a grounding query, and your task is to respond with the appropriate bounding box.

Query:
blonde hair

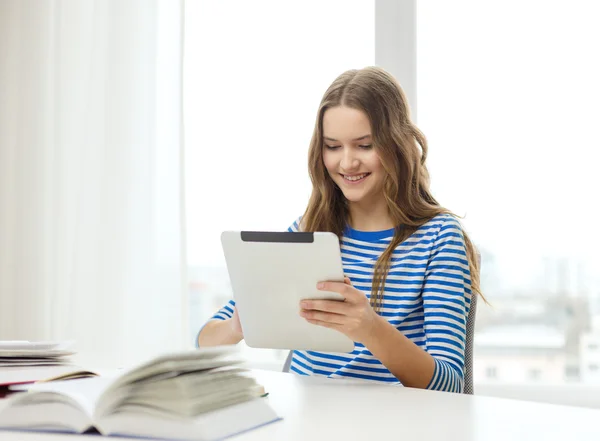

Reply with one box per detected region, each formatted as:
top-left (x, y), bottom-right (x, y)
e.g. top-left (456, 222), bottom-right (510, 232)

top-left (301, 66), bottom-right (484, 309)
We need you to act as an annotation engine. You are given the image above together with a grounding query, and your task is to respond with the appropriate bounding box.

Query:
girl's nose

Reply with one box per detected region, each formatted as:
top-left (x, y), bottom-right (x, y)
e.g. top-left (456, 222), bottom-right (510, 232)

top-left (340, 148), bottom-right (359, 171)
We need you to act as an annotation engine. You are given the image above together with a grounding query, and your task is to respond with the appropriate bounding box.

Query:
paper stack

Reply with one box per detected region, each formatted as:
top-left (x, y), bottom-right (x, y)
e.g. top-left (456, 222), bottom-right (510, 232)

top-left (0, 341), bottom-right (75, 367)
top-left (0, 341), bottom-right (79, 392)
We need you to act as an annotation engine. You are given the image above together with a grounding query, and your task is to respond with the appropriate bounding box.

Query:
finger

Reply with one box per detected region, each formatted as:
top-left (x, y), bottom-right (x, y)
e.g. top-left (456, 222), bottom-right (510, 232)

top-left (305, 318), bottom-right (342, 330)
top-left (317, 281), bottom-right (358, 302)
top-left (344, 277), bottom-right (352, 286)
top-left (300, 309), bottom-right (346, 325)
top-left (300, 299), bottom-right (350, 314)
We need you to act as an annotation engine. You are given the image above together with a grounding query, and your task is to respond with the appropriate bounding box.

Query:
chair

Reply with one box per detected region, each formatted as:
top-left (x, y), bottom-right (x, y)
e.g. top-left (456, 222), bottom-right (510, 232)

top-left (282, 254), bottom-right (480, 395)
top-left (463, 287), bottom-right (478, 394)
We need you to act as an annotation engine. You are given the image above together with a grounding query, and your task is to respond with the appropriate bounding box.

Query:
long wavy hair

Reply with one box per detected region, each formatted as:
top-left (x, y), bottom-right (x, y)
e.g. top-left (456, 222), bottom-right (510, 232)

top-left (301, 66), bottom-right (484, 310)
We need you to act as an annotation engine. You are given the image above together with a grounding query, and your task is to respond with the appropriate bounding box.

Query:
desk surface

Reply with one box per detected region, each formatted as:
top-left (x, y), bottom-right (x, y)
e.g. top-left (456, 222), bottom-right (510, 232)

top-left (239, 370), bottom-right (600, 440)
top-left (1, 369), bottom-right (599, 440)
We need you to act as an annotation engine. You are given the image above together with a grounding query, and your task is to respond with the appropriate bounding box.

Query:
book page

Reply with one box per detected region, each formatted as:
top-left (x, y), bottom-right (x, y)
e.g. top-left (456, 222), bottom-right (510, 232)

top-left (23, 376), bottom-right (116, 418)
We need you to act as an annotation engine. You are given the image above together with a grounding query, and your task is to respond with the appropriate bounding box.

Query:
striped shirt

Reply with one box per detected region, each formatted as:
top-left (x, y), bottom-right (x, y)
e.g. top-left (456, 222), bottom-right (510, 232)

top-left (203, 213), bottom-right (472, 393)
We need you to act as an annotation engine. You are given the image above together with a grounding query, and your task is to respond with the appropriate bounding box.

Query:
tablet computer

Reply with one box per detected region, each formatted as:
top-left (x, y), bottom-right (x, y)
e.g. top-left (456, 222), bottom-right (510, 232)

top-left (220, 231), bottom-right (355, 353)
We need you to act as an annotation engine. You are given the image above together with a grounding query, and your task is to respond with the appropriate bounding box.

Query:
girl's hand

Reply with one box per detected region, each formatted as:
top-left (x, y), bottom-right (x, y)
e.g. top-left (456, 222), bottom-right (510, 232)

top-left (229, 307), bottom-right (243, 339)
top-left (299, 277), bottom-right (380, 344)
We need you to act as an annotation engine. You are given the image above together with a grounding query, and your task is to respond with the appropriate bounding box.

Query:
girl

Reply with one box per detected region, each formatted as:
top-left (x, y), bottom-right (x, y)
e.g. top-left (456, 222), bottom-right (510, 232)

top-left (197, 66), bottom-right (482, 393)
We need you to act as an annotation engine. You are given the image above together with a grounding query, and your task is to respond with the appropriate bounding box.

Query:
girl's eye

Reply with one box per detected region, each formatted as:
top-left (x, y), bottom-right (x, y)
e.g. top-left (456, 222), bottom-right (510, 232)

top-left (359, 144), bottom-right (373, 149)
top-left (325, 145), bottom-right (341, 150)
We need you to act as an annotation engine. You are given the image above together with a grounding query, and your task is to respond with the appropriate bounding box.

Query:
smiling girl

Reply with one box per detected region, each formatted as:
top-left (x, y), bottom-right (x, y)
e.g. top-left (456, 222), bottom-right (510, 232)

top-left (197, 66), bottom-right (482, 393)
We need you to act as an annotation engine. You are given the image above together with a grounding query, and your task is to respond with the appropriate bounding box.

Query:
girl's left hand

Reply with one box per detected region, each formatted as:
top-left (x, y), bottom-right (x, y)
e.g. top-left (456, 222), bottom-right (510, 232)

top-left (299, 277), bottom-right (380, 344)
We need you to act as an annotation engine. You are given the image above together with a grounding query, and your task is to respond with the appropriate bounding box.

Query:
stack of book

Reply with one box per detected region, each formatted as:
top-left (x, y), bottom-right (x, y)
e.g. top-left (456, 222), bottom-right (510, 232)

top-left (0, 346), bottom-right (280, 441)
top-left (0, 341), bottom-right (82, 396)
top-left (0, 341), bottom-right (75, 368)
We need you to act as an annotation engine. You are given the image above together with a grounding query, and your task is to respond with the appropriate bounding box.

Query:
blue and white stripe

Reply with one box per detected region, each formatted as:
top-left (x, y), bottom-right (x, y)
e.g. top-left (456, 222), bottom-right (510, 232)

top-left (204, 213), bottom-right (471, 393)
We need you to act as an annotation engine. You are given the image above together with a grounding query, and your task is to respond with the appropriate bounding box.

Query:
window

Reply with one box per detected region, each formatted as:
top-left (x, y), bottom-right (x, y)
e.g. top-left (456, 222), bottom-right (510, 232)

top-left (183, 1), bottom-right (600, 389)
top-left (417, 0), bottom-right (600, 385)
top-left (184, 1), bottom-right (375, 366)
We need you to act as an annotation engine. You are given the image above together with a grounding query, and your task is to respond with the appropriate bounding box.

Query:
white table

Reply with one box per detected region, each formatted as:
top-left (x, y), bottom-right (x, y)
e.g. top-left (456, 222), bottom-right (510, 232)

top-left (1, 369), bottom-right (599, 440)
top-left (238, 370), bottom-right (600, 440)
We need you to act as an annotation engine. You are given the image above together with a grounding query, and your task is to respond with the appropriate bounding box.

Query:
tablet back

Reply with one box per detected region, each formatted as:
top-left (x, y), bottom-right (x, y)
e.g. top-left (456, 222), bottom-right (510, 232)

top-left (221, 231), bottom-right (355, 353)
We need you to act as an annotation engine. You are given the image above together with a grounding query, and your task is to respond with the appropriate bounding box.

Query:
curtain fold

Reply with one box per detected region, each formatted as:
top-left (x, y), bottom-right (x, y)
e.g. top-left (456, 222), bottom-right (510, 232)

top-left (0, 0), bottom-right (187, 367)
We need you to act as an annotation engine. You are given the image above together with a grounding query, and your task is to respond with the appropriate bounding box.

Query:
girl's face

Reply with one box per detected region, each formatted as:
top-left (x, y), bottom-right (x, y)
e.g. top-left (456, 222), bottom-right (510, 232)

top-left (322, 106), bottom-right (386, 206)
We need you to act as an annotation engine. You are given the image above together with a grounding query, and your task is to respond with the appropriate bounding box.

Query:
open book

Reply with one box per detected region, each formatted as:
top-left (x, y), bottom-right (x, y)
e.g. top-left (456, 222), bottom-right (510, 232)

top-left (0, 346), bottom-right (280, 440)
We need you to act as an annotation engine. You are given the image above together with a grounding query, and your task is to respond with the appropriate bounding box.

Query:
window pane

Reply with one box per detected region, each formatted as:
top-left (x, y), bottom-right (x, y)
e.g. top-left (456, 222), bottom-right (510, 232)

top-left (418, 0), bottom-right (600, 384)
top-left (184, 1), bottom-right (374, 365)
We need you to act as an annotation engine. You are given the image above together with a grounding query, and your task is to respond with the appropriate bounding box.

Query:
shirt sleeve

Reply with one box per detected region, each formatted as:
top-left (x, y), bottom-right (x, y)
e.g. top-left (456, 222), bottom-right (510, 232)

top-left (422, 215), bottom-right (472, 393)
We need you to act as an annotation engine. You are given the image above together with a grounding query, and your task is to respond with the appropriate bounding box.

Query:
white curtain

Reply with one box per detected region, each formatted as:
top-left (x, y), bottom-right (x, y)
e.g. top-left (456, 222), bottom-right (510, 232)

top-left (0, 0), bottom-right (188, 368)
